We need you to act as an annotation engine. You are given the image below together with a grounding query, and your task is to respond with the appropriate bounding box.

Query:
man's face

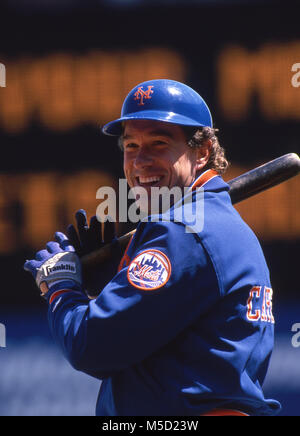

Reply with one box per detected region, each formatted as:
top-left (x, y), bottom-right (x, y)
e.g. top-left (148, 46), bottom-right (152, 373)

top-left (123, 120), bottom-right (199, 195)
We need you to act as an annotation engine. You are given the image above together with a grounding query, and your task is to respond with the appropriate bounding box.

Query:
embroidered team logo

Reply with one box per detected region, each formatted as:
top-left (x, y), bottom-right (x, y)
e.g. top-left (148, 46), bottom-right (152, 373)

top-left (133, 86), bottom-right (154, 106)
top-left (127, 249), bottom-right (171, 290)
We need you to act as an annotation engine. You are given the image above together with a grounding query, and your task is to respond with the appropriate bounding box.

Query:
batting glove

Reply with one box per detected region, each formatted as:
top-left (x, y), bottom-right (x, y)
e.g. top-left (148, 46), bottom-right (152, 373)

top-left (66, 209), bottom-right (116, 257)
top-left (66, 209), bottom-right (122, 297)
top-left (23, 232), bottom-right (82, 297)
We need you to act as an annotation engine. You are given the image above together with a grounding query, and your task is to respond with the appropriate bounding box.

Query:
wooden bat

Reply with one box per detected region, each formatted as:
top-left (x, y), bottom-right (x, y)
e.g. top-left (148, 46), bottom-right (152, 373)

top-left (81, 153), bottom-right (300, 273)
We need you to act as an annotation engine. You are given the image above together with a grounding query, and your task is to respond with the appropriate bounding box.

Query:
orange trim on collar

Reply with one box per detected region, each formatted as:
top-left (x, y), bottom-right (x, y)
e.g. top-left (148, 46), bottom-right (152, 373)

top-left (201, 408), bottom-right (249, 416)
top-left (190, 169), bottom-right (219, 190)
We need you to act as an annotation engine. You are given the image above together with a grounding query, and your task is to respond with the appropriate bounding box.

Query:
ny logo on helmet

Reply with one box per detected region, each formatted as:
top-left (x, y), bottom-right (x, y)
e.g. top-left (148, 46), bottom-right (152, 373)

top-left (133, 86), bottom-right (154, 105)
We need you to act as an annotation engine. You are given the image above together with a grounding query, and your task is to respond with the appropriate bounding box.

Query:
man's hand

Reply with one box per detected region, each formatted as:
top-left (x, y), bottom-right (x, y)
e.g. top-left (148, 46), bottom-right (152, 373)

top-left (24, 232), bottom-right (82, 296)
top-left (66, 209), bottom-right (116, 257)
top-left (66, 210), bottom-right (121, 297)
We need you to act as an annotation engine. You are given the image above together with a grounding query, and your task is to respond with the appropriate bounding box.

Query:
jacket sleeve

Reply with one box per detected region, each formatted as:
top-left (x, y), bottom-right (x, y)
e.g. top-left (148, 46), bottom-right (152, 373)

top-left (47, 221), bottom-right (220, 379)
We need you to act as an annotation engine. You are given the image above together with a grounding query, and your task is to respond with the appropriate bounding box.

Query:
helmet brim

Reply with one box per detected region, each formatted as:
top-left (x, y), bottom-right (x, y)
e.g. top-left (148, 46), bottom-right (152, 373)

top-left (101, 110), bottom-right (212, 136)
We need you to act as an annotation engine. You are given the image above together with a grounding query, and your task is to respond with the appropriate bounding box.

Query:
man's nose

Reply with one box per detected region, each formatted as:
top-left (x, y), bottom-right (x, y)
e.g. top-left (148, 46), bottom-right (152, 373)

top-left (133, 147), bottom-right (154, 169)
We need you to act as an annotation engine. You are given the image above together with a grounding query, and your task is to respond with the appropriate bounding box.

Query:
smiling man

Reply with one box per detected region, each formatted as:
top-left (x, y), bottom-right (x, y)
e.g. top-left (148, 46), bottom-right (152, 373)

top-left (122, 120), bottom-right (203, 191)
top-left (24, 79), bottom-right (281, 416)
top-left (121, 120), bottom-right (210, 214)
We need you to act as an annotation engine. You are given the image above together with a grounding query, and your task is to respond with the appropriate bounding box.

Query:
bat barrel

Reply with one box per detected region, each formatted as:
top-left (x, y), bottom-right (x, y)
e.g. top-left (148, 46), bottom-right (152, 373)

top-left (228, 153), bottom-right (300, 204)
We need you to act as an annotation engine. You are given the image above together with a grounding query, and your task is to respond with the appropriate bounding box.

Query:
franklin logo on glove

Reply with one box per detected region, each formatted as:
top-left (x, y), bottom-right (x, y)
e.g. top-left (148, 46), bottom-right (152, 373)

top-left (35, 251), bottom-right (81, 289)
top-left (44, 261), bottom-right (76, 276)
top-left (24, 232), bottom-right (82, 294)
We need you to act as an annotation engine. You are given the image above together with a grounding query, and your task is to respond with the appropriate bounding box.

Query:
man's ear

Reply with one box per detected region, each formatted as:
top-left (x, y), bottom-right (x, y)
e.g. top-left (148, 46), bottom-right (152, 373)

top-left (195, 139), bottom-right (212, 171)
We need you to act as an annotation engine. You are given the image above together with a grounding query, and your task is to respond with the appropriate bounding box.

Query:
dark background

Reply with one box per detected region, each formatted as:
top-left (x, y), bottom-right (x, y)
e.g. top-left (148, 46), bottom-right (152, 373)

top-left (0, 0), bottom-right (299, 416)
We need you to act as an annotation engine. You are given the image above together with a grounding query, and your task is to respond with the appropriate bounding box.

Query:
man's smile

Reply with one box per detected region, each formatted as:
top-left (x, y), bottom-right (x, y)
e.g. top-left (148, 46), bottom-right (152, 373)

top-left (135, 175), bottom-right (164, 187)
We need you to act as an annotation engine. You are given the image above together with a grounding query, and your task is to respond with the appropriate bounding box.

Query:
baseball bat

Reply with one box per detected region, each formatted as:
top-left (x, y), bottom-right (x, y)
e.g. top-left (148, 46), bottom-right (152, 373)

top-left (81, 153), bottom-right (300, 272)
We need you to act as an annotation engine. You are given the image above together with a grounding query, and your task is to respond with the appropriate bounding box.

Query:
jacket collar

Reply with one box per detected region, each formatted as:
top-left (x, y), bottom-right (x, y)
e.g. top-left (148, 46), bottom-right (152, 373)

top-left (189, 169), bottom-right (230, 193)
top-left (190, 169), bottom-right (219, 190)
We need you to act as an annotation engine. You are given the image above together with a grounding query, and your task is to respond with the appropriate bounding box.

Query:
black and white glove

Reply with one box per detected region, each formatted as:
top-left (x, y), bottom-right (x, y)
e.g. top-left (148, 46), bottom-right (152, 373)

top-left (24, 232), bottom-right (82, 298)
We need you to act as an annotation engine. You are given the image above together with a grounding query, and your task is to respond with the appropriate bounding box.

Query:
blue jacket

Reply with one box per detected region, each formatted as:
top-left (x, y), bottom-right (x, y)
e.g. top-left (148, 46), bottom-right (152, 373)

top-left (46, 171), bottom-right (281, 416)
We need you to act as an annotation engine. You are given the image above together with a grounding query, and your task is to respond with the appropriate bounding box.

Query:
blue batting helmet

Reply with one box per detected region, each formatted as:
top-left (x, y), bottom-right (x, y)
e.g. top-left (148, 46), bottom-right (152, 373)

top-left (101, 79), bottom-right (213, 136)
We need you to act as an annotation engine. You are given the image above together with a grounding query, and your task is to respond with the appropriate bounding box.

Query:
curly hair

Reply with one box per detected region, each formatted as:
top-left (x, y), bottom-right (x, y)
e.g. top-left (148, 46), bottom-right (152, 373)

top-left (183, 126), bottom-right (229, 175)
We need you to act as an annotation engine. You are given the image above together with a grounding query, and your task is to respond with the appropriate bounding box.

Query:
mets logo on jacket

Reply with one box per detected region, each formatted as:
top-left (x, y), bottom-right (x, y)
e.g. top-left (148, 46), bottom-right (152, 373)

top-left (127, 249), bottom-right (171, 290)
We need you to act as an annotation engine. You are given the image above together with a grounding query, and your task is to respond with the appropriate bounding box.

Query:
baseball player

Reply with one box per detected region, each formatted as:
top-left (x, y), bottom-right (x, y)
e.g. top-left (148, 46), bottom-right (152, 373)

top-left (24, 79), bottom-right (281, 416)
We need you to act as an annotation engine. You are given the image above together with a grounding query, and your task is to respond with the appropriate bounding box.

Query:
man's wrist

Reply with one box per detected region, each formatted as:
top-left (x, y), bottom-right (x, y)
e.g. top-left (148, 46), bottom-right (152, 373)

top-left (41, 279), bottom-right (82, 302)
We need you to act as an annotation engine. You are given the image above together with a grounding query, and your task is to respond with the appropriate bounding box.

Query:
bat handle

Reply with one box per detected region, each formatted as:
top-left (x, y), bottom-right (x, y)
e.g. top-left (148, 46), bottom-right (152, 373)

top-left (81, 229), bottom-right (135, 269)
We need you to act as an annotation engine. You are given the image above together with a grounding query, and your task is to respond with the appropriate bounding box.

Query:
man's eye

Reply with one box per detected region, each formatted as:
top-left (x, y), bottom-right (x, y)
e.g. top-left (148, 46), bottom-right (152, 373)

top-left (124, 143), bottom-right (138, 150)
top-left (153, 140), bottom-right (167, 146)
